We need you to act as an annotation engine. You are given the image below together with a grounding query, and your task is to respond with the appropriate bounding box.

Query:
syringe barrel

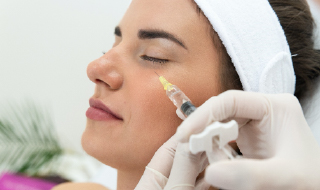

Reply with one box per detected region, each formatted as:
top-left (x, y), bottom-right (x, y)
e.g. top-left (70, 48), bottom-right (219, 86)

top-left (166, 85), bottom-right (195, 117)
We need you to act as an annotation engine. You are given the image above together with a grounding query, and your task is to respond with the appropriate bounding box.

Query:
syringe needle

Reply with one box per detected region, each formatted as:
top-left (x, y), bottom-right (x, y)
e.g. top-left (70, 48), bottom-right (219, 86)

top-left (155, 71), bottom-right (160, 77)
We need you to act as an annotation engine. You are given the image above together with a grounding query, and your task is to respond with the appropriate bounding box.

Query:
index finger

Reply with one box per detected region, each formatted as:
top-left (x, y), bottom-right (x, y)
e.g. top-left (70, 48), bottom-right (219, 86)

top-left (176, 90), bottom-right (270, 142)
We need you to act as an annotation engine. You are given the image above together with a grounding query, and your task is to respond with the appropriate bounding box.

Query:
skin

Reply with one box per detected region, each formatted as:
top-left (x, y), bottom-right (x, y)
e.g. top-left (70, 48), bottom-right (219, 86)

top-left (52, 183), bottom-right (109, 190)
top-left (55, 0), bottom-right (222, 189)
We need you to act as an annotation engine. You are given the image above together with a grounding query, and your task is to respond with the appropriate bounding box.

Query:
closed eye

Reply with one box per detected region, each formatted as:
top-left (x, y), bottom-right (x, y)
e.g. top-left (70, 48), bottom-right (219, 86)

top-left (140, 55), bottom-right (169, 64)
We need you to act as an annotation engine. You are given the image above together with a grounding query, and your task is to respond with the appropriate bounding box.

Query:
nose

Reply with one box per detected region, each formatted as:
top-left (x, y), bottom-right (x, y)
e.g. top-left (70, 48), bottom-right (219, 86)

top-left (87, 49), bottom-right (124, 90)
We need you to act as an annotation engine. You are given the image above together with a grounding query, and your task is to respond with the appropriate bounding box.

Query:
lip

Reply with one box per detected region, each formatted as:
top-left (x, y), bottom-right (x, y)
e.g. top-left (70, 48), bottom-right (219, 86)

top-left (86, 98), bottom-right (123, 121)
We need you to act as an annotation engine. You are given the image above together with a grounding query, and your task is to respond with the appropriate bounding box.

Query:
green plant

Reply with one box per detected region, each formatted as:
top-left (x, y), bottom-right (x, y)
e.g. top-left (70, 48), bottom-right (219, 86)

top-left (0, 101), bottom-right (63, 176)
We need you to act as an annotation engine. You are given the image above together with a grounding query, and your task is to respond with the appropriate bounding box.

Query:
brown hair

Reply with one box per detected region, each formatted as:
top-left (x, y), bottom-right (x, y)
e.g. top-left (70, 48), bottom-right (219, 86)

top-left (202, 0), bottom-right (320, 100)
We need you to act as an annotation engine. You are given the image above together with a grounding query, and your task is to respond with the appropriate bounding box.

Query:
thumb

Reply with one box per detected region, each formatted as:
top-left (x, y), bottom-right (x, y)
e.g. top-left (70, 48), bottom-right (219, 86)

top-left (205, 158), bottom-right (296, 190)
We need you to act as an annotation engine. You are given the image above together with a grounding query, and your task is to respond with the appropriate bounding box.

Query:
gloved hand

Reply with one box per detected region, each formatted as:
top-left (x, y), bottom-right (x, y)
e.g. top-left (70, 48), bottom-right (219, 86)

top-left (176, 90), bottom-right (320, 190)
top-left (135, 133), bottom-right (210, 190)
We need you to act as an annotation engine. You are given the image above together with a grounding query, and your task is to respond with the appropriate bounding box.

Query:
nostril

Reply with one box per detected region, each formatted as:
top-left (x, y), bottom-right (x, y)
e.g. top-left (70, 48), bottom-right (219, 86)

top-left (96, 79), bottom-right (103, 83)
top-left (95, 79), bottom-right (111, 88)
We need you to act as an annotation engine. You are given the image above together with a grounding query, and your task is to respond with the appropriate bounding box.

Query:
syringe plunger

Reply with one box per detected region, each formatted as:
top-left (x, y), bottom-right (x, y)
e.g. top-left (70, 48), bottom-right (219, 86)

top-left (165, 83), bottom-right (195, 117)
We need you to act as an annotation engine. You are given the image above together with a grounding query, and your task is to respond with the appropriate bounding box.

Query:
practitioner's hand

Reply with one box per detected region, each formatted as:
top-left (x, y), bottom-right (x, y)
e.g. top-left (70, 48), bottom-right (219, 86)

top-left (176, 90), bottom-right (320, 190)
top-left (135, 133), bottom-right (210, 190)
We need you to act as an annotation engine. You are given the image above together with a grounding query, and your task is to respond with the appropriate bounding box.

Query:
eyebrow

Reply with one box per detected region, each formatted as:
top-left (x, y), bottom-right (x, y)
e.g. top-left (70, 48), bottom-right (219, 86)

top-left (138, 29), bottom-right (187, 50)
top-left (114, 26), bottom-right (187, 50)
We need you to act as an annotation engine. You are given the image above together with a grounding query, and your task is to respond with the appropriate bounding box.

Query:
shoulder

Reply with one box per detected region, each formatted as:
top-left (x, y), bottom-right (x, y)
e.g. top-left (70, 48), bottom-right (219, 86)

top-left (52, 182), bottom-right (110, 190)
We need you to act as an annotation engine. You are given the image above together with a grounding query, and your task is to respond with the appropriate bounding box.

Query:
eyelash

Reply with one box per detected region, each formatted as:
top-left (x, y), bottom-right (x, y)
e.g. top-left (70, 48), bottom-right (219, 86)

top-left (140, 55), bottom-right (169, 64)
top-left (102, 52), bottom-right (169, 64)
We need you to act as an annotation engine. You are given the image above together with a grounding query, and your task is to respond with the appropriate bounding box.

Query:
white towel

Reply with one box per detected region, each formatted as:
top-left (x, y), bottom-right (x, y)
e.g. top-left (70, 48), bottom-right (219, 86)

top-left (194, 0), bottom-right (296, 94)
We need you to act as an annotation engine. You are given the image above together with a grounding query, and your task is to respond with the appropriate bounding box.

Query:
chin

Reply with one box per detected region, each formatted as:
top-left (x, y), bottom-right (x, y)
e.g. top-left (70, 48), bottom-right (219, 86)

top-left (81, 128), bottom-right (150, 171)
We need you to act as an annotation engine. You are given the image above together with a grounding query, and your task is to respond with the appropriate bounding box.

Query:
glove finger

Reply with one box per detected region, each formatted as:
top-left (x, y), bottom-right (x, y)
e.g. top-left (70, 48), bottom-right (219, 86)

top-left (135, 167), bottom-right (168, 190)
top-left (147, 134), bottom-right (179, 178)
top-left (164, 143), bottom-right (209, 190)
top-left (176, 90), bottom-right (272, 143)
top-left (136, 136), bottom-right (178, 190)
top-left (194, 178), bottom-right (211, 190)
top-left (205, 158), bottom-right (295, 190)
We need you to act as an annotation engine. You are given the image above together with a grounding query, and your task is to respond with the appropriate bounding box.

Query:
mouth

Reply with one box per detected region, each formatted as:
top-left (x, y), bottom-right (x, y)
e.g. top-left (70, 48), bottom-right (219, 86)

top-left (86, 98), bottom-right (123, 121)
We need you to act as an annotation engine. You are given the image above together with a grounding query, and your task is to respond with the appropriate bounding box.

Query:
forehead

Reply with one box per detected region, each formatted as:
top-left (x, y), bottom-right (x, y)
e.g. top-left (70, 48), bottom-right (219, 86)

top-left (119, 0), bottom-right (211, 47)
top-left (126, 0), bottom-right (198, 20)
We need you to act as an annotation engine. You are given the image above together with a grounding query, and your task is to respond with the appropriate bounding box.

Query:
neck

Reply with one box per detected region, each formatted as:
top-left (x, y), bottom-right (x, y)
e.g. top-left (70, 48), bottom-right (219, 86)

top-left (116, 168), bottom-right (218, 190)
top-left (117, 168), bottom-right (144, 190)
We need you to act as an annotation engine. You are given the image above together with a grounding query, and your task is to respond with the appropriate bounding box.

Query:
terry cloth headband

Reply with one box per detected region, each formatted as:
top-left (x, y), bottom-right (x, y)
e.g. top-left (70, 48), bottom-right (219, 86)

top-left (194, 0), bottom-right (296, 94)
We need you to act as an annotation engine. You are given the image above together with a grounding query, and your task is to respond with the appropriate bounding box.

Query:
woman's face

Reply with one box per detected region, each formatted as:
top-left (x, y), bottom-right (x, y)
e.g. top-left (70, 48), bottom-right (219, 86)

top-left (82, 0), bottom-right (221, 171)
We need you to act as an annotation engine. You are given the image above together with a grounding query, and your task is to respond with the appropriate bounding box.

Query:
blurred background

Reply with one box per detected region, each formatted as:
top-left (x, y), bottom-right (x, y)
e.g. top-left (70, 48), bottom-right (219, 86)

top-left (0, 0), bottom-right (130, 153)
top-left (0, 0), bottom-right (319, 190)
top-left (0, 0), bottom-right (129, 189)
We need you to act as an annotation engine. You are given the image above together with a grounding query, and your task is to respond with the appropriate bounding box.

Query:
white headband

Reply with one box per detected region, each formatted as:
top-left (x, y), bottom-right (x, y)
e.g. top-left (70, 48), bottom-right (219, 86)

top-left (194, 0), bottom-right (296, 94)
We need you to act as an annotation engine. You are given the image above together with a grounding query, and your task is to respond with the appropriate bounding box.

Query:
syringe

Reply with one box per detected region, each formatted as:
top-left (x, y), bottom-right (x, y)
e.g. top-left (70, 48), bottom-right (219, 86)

top-left (158, 75), bottom-right (196, 118)
top-left (157, 74), bottom-right (239, 163)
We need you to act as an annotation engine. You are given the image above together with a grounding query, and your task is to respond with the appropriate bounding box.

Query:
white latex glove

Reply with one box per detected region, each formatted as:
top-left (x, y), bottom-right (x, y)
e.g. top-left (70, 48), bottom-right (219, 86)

top-left (135, 134), bottom-right (210, 190)
top-left (176, 90), bottom-right (320, 190)
top-left (176, 109), bottom-right (187, 120)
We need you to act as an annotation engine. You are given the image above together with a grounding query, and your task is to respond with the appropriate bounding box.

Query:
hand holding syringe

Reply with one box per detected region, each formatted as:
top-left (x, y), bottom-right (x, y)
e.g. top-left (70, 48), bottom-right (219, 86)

top-left (157, 73), bottom-right (239, 163)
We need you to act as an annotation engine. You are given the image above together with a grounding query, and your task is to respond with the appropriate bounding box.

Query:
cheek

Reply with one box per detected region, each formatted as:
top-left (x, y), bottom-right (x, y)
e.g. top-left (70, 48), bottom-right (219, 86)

top-left (125, 81), bottom-right (182, 164)
top-left (131, 89), bottom-right (181, 134)
top-left (186, 79), bottom-right (221, 107)
top-left (178, 63), bottom-right (222, 107)
top-left (129, 79), bottom-right (181, 127)
top-left (128, 75), bottom-right (181, 130)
